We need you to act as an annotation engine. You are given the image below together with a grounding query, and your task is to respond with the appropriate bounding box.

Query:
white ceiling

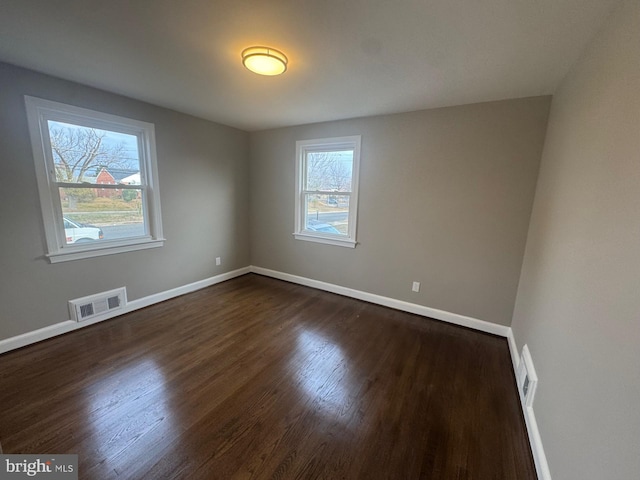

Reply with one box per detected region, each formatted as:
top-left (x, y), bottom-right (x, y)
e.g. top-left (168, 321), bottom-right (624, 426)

top-left (0, 0), bottom-right (619, 131)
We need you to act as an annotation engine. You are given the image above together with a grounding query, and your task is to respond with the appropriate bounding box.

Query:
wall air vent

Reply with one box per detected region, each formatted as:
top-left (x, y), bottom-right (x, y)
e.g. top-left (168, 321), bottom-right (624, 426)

top-left (516, 344), bottom-right (538, 408)
top-left (69, 287), bottom-right (127, 322)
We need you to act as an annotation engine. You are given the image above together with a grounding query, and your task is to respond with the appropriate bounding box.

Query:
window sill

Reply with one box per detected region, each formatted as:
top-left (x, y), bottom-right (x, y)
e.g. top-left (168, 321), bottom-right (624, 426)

top-left (47, 238), bottom-right (165, 263)
top-left (293, 232), bottom-right (357, 248)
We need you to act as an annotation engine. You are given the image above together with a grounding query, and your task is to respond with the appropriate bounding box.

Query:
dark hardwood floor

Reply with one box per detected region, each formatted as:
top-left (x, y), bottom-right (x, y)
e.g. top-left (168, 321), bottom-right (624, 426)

top-left (0, 274), bottom-right (535, 479)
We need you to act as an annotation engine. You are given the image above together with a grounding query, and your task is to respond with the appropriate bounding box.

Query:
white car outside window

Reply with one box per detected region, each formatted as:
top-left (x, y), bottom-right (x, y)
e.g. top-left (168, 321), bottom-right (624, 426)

top-left (63, 218), bottom-right (104, 244)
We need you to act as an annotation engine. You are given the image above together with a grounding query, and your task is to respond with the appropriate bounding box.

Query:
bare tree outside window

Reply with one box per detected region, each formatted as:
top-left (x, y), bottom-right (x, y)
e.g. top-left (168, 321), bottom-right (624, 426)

top-left (306, 151), bottom-right (353, 192)
top-left (49, 125), bottom-right (129, 183)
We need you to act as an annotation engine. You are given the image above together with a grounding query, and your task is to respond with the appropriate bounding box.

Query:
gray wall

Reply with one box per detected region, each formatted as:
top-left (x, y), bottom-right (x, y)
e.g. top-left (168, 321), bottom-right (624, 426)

top-left (250, 97), bottom-right (550, 326)
top-left (511, 1), bottom-right (640, 478)
top-left (0, 62), bottom-right (250, 340)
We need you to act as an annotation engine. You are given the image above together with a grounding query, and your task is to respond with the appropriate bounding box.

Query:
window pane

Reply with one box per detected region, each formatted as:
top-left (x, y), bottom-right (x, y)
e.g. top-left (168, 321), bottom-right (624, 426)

top-left (59, 187), bottom-right (146, 244)
top-left (47, 120), bottom-right (140, 185)
top-left (304, 194), bottom-right (350, 235)
top-left (305, 150), bottom-right (353, 192)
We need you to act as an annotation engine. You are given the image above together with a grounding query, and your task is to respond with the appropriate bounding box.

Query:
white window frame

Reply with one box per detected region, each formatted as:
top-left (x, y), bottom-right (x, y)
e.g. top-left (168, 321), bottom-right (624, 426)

top-left (24, 96), bottom-right (164, 263)
top-left (294, 136), bottom-right (361, 248)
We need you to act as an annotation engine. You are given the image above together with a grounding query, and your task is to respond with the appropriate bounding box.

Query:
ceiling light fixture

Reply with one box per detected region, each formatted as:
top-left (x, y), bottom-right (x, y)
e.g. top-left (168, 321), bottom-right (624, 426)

top-left (241, 46), bottom-right (288, 76)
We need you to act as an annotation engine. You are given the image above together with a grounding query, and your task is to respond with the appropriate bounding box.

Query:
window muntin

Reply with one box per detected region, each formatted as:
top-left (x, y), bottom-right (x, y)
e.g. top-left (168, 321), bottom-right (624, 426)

top-left (25, 96), bottom-right (164, 262)
top-left (294, 136), bottom-right (361, 247)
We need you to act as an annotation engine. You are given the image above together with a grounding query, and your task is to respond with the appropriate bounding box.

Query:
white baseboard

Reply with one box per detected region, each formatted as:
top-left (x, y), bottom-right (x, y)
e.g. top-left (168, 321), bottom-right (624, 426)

top-left (507, 331), bottom-right (551, 480)
top-left (249, 266), bottom-right (511, 337)
top-left (523, 403), bottom-right (552, 480)
top-left (0, 320), bottom-right (79, 355)
top-left (0, 267), bottom-right (250, 355)
top-left (1, 264), bottom-right (509, 353)
top-left (123, 267), bottom-right (250, 312)
top-left (507, 328), bottom-right (520, 370)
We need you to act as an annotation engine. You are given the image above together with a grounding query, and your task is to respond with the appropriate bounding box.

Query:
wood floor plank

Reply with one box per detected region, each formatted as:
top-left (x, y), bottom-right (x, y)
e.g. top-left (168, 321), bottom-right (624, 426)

top-left (0, 274), bottom-right (535, 479)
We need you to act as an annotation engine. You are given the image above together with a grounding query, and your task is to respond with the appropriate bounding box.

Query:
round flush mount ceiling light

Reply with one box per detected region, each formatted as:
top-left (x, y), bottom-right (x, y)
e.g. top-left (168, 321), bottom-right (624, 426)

top-left (241, 46), bottom-right (288, 76)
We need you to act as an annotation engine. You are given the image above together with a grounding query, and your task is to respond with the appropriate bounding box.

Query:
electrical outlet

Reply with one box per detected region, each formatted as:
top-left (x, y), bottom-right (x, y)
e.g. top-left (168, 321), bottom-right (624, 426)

top-left (215, 257), bottom-right (221, 266)
top-left (412, 281), bottom-right (420, 292)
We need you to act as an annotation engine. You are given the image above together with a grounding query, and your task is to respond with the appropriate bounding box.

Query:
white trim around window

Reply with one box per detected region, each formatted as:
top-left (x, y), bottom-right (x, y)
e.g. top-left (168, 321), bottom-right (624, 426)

top-left (24, 96), bottom-right (164, 263)
top-left (294, 136), bottom-right (361, 248)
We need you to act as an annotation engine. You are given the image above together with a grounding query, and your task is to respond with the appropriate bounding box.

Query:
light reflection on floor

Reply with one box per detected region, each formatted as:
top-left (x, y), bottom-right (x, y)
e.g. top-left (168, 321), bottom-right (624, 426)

top-left (81, 358), bottom-right (177, 472)
top-left (293, 330), bottom-right (354, 423)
